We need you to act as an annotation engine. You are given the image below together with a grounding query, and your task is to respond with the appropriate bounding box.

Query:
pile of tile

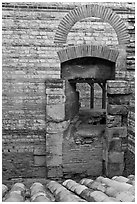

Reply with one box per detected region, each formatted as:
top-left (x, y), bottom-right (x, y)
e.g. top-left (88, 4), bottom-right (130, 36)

top-left (2, 175), bottom-right (135, 202)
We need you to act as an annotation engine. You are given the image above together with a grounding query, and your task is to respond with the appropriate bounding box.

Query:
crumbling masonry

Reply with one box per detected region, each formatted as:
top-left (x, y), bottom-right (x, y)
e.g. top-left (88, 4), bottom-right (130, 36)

top-left (2, 2), bottom-right (135, 181)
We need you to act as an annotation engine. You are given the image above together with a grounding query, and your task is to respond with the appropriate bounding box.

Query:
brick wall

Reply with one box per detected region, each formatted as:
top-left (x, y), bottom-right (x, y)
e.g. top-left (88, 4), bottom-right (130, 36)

top-left (2, 2), bottom-right (135, 180)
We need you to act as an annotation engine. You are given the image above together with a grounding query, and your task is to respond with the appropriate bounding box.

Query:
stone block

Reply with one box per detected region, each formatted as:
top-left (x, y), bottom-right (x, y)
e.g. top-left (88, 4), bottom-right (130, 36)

top-left (46, 88), bottom-right (64, 95)
top-left (105, 127), bottom-right (127, 141)
top-left (107, 80), bottom-right (131, 95)
top-left (34, 146), bottom-right (46, 156)
top-left (108, 151), bottom-right (124, 163)
top-left (108, 138), bottom-right (122, 152)
top-left (46, 104), bottom-right (65, 122)
top-left (107, 87), bottom-right (131, 95)
top-left (107, 80), bottom-right (130, 88)
top-left (106, 115), bottom-right (122, 127)
top-left (45, 79), bottom-right (65, 89)
top-left (34, 155), bottom-right (46, 166)
top-left (108, 95), bottom-right (130, 105)
top-left (46, 143), bottom-right (62, 156)
top-left (107, 105), bottom-right (128, 115)
top-left (46, 155), bottom-right (62, 166)
top-left (46, 94), bottom-right (66, 104)
top-left (106, 162), bottom-right (124, 178)
top-left (46, 121), bottom-right (70, 133)
top-left (30, 166), bottom-right (47, 178)
top-left (46, 133), bottom-right (63, 146)
top-left (47, 165), bottom-right (63, 178)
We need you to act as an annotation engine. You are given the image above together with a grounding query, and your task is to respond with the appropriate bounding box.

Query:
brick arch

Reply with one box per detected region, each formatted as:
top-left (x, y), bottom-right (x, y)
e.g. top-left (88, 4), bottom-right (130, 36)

top-left (57, 44), bottom-right (119, 63)
top-left (54, 4), bottom-right (129, 45)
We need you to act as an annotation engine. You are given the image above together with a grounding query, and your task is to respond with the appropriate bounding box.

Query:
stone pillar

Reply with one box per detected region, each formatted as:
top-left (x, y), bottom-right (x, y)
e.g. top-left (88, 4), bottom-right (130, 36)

top-left (45, 79), bottom-right (69, 178)
top-left (104, 80), bottom-right (131, 177)
top-left (90, 83), bottom-right (94, 109)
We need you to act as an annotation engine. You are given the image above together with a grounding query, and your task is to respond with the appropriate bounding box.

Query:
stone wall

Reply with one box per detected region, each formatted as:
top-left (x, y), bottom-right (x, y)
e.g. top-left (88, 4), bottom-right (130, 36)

top-left (104, 80), bottom-right (131, 177)
top-left (2, 2), bottom-right (135, 180)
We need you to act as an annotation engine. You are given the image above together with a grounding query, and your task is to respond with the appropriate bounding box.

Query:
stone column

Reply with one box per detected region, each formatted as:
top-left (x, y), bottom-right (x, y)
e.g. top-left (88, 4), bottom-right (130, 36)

top-left (104, 80), bottom-right (131, 177)
top-left (45, 79), bottom-right (69, 178)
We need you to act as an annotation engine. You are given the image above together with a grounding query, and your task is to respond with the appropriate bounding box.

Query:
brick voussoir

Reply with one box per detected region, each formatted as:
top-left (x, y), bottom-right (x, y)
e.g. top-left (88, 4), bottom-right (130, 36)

top-left (54, 4), bottom-right (128, 45)
top-left (57, 45), bottom-right (118, 63)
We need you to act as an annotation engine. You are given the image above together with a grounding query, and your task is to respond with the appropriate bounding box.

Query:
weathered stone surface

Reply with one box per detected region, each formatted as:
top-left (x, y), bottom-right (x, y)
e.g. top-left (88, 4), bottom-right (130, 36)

top-left (34, 146), bottom-right (46, 156)
top-left (47, 165), bottom-right (63, 178)
top-left (46, 94), bottom-right (66, 104)
top-left (108, 94), bottom-right (131, 105)
top-left (107, 80), bottom-right (131, 94)
top-left (106, 115), bottom-right (122, 127)
top-left (2, 2), bottom-right (135, 183)
top-left (46, 133), bottom-right (63, 147)
top-left (46, 104), bottom-right (65, 121)
top-left (107, 87), bottom-right (131, 94)
top-left (107, 80), bottom-right (130, 87)
top-left (46, 88), bottom-right (65, 95)
top-left (107, 104), bottom-right (128, 115)
top-left (47, 155), bottom-right (62, 167)
top-left (34, 156), bottom-right (46, 166)
top-left (108, 151), bottom-right (124, 163)
top-left (46, 132), bottom-right (63, 168)
top-left (45, 79), bottom-right (65, 89)
top-left (106, 162), bottom-right (125, 178)
top-left (46, 121), bottom-right (70, 133)
top-left (106, 127), bottom-right (127, 141)
top-left (106, 137), bottom-right (122, 152)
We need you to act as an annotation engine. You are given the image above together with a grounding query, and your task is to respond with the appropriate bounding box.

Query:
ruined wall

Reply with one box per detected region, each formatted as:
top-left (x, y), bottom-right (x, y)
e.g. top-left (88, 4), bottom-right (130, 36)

top-left (2, 2), bottom-right (135, 180)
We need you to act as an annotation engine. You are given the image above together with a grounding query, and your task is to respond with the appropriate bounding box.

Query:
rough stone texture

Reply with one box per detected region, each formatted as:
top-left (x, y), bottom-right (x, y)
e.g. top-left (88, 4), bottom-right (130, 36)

top-left (105, 127), bottom-right (127, 141)
top-left (46, 104), bottom-right (65, 122)
top-left (106, 115), bottom-right (122, 127)
top-left (107, 87), bottom-right (131, 95)
top-left (105, 81), bottom-right (130, 177)
top-left (2, 175), bottom-right (135, 202)
top-left (108, 94), bottom-right (130, 105)
top-left (107, 104), bottom-right (129, 115)
top-left (2, 2), bottom-right (135, 179)
top-left (62, 109), bottom-right (106, 178)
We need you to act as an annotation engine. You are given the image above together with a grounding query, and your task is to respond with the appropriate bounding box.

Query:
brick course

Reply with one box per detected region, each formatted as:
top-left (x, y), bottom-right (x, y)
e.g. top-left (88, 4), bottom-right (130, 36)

top-left (2, 2), bottom-right (135, 179)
